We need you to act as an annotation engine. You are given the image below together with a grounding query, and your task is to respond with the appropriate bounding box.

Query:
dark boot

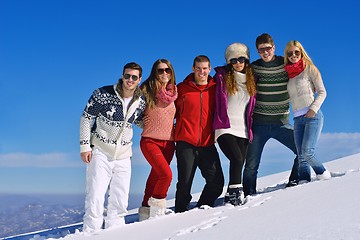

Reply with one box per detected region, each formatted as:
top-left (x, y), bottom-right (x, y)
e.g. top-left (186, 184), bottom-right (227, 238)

top-left (224, 185), bottom-right (242, 206)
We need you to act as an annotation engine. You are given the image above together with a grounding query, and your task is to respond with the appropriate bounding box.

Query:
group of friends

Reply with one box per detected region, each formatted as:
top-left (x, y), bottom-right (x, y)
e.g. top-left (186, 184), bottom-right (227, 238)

top-left (79, 33), bottom-right (331, 233)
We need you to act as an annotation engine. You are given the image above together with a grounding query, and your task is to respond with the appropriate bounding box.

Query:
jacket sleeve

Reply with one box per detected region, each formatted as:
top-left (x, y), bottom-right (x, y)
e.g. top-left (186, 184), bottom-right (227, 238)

top-left (309, 65), bottom-right (327, 113)
top-left (134, 97), bottom-right (146, 129)
top-left (213, 69), bottom-right (230, 130)
top-left (80, 90), bottom-right (100, 153)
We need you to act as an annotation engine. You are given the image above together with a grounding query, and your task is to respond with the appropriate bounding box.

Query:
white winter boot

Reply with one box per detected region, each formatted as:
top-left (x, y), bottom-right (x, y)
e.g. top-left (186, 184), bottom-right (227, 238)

top-left (148, 197), bottom-right (166, 218)
top-left (317, 170), bottom-right (331, 180)
top-left (138, 206), bottom-right (150, 222)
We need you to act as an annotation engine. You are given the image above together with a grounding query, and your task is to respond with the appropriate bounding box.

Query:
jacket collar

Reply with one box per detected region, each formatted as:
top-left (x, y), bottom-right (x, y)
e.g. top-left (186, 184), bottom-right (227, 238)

top-left (115, 79), bottom-right (143, 100)
top-left (183, 73), bottom-right (216, 88)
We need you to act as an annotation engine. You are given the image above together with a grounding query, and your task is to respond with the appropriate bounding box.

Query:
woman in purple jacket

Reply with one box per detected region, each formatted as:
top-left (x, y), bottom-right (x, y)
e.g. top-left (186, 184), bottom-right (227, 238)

top-left (213, 43), bottom-right (256, 206)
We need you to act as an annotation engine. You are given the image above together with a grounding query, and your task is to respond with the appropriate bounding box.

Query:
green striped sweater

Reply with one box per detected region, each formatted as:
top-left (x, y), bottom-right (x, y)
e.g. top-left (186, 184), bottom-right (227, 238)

top-left (251, 56), bottom-right (290, 124)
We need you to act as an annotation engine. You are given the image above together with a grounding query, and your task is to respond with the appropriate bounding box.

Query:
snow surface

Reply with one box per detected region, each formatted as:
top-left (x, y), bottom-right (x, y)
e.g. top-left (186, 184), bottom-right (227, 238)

top-left (39, 153), bottom-right (360, 240)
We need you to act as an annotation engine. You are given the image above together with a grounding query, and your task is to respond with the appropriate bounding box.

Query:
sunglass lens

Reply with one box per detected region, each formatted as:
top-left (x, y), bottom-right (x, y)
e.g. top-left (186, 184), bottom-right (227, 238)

top-left (131, 75), bottom-right (139, 81)
top-left (230, 58), bottom-right (237, 64)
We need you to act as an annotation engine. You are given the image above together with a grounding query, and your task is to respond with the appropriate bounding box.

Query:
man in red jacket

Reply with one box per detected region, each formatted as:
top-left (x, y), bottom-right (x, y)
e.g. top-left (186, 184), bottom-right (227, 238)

top-left (174, 55), bottom-right (224, 213)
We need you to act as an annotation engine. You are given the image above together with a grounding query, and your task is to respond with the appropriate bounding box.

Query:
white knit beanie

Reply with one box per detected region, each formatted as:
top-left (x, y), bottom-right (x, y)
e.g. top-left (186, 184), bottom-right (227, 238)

top-left (225, 43), bottom-right (250, 64)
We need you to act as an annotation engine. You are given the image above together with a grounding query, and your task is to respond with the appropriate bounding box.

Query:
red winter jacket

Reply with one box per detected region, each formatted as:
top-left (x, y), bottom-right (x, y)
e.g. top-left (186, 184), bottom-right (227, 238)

top-left (174, 73), bottom-right (216, 147)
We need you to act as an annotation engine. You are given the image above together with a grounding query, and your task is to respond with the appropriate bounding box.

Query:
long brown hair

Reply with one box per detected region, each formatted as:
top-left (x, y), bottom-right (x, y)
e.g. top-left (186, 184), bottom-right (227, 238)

top-left (141, 59), bottom-right (176, 109)
top-left (225, 61), bottom-right (256, 96)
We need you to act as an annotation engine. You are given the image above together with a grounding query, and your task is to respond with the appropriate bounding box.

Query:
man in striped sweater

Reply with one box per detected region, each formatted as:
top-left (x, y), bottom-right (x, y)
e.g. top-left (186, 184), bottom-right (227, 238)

top-left (243, 33), bottom-right (306, 197)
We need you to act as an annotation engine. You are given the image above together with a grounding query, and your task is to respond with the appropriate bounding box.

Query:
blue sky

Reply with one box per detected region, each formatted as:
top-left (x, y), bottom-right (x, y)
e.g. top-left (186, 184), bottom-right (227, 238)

top-left (1, 0), bottom-right (359, 197)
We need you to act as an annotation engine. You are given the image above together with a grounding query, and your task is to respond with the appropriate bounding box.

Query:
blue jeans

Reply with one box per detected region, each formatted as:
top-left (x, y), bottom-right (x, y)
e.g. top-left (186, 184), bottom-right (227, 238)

top-left (243, 123), bottom-right (301, 196)
top-left (294, 110), bottom-right (325, 181)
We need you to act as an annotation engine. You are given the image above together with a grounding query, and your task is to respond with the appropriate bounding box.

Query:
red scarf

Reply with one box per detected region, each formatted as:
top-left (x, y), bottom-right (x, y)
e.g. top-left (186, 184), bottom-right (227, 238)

top-left (157, 84), bottom-right (178, 104)
top-left (284, 59), bottom-right (305, 79)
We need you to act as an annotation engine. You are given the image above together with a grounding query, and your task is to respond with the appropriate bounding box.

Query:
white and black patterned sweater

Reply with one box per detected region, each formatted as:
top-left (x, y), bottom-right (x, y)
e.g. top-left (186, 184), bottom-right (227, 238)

top-left (80, 83), bottom-right (146, 160)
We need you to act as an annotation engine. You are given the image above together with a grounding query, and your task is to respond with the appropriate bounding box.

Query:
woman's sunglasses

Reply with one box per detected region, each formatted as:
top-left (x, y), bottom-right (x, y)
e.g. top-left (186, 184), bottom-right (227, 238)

top-left (157, 68), bottom-right (172, 75)
top-left (229, 57), bottom-right (247, 65)
top-left (287, 50), bottom-right (301, 57)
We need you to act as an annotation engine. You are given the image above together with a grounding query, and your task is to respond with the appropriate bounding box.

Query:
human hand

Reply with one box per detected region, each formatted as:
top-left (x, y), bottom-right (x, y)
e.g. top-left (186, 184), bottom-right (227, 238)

top-left (305, 109), bottom-right (316, 118)
top-left (81, 151), bottom-right (92, 163)
top-left (142, 115), bottom-right (150, 126)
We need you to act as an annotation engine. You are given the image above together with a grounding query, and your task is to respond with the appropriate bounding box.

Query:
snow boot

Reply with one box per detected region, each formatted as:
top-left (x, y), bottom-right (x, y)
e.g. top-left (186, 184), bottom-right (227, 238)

top-left (138, 206), bottom-right (150, 222)
top-left (286, 179), bottom-right (299, 188)
top-left (224, 184), bottom-right (242, 206)
top-left (148, 197), bottom-right (166, 218)
top-left (317, 170), bottom-right (331, 180)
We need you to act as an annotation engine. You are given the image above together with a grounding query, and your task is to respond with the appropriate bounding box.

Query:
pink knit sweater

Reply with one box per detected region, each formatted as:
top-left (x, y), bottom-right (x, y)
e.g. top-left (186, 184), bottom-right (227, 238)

top-left (141, 101), bottom-right (176, 141)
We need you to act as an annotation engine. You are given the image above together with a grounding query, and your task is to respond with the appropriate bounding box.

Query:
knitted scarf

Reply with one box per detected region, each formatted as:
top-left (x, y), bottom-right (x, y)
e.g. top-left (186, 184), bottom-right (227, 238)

top-left (157, 84), bottom-right (178, 104)
top-left (284, 59), bottom-right (305, 79)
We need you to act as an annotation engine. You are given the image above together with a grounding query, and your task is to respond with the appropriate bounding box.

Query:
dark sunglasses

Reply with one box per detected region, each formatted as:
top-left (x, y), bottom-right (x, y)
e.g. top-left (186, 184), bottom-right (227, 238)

top-left (287, 50), bottom-right (301, 57)
top-left (123, 74), bottom-right (139, 81)
top-left (257, 46), bottom-right (273, 54)
top-left (229, 57), bottom-right (247, 65)
top-left (157, 68), bottom-right (172, 75)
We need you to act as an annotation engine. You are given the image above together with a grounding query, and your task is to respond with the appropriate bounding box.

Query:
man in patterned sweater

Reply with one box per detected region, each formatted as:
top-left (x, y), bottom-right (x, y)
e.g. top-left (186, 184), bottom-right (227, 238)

top-left (79, 62), bottom-right (146, 232)
top-left (243, 33), bottom-right (306, 197)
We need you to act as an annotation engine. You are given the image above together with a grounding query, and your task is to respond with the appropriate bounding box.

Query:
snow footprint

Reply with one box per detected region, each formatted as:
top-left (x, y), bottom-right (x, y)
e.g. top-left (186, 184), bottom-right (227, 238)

top-left (242, 195), bottom-right (272, 208)
top-left (250, 196), bottom-right (272, 207)
top-left (174, 216), bottom-right (227, 237)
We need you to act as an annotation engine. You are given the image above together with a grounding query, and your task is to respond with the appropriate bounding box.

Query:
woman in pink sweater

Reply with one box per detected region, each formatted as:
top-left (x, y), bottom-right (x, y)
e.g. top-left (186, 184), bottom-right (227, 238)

top-left (138, 59), bottom-right (178, 220)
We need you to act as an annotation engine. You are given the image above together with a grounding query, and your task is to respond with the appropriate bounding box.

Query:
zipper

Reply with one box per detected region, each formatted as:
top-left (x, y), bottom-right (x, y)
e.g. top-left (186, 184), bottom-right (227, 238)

top-left (197, 91), bottom-right (203, 145)
top-left (115, 97), bottom-right (137, 154)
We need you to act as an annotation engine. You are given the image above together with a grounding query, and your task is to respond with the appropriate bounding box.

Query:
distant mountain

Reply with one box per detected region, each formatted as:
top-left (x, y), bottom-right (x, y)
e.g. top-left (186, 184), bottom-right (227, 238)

top-left (0, 194), bottom-right (84, 238)
top-left (0, 193), bottom-right (144, 238)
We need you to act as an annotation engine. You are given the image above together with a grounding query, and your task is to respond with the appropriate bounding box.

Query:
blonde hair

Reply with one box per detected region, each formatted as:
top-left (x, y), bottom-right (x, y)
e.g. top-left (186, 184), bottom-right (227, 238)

top-left (284, 40), bottom-right (315, 68)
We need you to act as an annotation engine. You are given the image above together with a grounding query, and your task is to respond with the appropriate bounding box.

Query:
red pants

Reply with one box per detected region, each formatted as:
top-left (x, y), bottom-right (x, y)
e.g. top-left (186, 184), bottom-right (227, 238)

top-left (140, 137), bottom-right (175, 206)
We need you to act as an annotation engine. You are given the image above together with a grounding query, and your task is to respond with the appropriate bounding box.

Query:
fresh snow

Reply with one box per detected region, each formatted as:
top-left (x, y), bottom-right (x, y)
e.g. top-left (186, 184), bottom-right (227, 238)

top-left (29, 153), bottom-right (360, 240)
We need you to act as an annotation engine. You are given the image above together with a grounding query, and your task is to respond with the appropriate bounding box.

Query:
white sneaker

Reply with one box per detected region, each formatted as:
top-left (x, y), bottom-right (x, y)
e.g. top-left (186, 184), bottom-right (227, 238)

top-left (317, 170), bottom-right (331, 180)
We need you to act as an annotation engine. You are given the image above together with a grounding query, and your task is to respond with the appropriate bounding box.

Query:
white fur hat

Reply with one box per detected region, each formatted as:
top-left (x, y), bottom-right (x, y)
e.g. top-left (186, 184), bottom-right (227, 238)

top-left (225, 43), bottom-right (250, 63)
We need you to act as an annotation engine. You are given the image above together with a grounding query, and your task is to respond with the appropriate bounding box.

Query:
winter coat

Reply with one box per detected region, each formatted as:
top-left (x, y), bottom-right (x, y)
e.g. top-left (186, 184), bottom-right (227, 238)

top-left (174, 73), bottom-right (217, 147)
top-left (80, 82), bottom-right (146, 160)
top-left (212, 66), bottom-right (256, 142)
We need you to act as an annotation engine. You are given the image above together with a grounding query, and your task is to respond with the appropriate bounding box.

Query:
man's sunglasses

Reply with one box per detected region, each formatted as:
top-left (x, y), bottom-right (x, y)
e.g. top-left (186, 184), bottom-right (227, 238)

top-left (257, 46), bottom-right (273, 54)
top-left (123, 74), bottom-right (139, 81)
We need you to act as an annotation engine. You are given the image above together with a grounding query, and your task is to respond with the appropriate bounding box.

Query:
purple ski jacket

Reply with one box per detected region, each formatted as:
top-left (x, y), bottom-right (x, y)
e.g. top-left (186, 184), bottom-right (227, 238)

top-left (212, 66), bottom-right (256, 142)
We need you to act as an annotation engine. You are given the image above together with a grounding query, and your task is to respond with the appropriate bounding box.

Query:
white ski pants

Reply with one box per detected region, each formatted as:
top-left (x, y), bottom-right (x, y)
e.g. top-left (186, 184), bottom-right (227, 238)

top-left (83, 148), bottom-right (131, 232)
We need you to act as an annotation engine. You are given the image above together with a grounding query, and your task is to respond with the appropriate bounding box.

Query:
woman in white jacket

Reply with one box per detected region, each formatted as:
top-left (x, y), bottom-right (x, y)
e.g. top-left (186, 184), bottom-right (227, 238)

top-left (284, 40), bottom-right (331, 183)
